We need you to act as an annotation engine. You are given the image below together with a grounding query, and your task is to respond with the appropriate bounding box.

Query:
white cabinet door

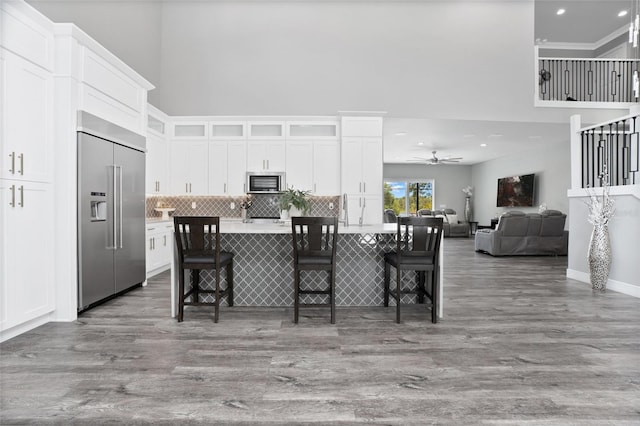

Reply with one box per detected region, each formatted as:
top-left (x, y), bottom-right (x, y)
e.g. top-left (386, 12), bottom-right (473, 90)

top-left (285, 140), bottom-right (313, 191)
top-left (0, 50), bottom-right (53, 183)
top-left (145, 223), bottom-right (173, 277)
top-left (313, 140), bottom-right (340, 195)
top-left (0, 180), bottom-right (54, 331)
top-left (247, 141), bottom-right (285, 172)
top-left (209, 141), bottom-right (247, 195)
top-left (341, 139), bottom-right (364, 195)
top-left (169, 140), bottom-right (208, 195)
top-left (361, 139), bottom-right (383, 194)
top-left (227, 141), bottom-right (247, 195)
top-left (145, 226), bottom-right (162, 275)
top-left (146, 133), bottom-right (167, 194)
top-left (208, 141), bottom-right (228, 195)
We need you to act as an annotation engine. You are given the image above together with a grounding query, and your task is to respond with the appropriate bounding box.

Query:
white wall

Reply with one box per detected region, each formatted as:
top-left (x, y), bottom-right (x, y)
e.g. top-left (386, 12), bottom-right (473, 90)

top-left (383, 164), bottom-right (472, 215)
top-left (470, 140), bottom-right (571, 227)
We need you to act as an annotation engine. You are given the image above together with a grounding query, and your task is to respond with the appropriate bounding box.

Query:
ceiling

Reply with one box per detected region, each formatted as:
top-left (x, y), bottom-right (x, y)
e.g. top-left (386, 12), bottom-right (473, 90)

top-left (26, 0), bottom-right (633, 166)
top-left (385, 0), bottom-right (634, 165)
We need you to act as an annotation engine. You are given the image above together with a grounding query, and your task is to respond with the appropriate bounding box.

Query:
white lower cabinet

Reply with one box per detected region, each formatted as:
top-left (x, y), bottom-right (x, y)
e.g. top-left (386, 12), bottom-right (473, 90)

top-left (146, 222), bottom-right (173, 277)
top-left (0, 180), bottom-right (54, 332)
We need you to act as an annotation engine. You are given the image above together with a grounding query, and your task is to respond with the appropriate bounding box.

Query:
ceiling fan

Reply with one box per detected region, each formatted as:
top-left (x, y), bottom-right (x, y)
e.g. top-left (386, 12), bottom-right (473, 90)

top-left (410, 150), bottom-right (462, 165)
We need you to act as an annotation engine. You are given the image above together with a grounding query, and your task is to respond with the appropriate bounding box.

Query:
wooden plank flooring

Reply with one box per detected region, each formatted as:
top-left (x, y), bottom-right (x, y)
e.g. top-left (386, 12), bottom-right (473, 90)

top-left (2, 238), bottom-right (640, 424)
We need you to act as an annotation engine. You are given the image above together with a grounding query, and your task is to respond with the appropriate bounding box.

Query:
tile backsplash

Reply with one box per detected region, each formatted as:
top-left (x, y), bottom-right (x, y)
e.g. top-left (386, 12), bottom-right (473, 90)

top-left (146, 194), bottom-right (340, 220)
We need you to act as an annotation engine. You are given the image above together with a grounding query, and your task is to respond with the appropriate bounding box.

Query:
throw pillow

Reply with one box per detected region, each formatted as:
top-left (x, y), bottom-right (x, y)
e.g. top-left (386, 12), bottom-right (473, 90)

top-left (435, 214), bottom-right (448, 223)
top-left (446, 213), bottom-right (458, 224)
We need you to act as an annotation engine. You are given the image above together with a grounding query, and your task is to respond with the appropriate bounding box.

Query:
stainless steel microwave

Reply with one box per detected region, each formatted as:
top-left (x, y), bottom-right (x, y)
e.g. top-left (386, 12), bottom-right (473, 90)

top-left (246, 172), bottom-right (285, 193)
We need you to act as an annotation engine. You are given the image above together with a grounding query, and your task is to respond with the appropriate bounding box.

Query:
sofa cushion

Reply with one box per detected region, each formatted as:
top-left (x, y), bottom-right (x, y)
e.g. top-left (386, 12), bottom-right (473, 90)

top-left (526, 213), bottom-right (542, 235)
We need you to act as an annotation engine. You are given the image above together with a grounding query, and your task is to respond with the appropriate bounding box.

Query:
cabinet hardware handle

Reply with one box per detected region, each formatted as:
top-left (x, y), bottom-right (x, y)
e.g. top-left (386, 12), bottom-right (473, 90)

top-left (314, 183), bottom-right (316, 193)
top-left (190, 183), bottom-right (192, 192)
top-left (18, 185), bottom-right (24, 207)
top-left (363, 198), bottom-right (366, 207)
top-left (363, 182), bottom-right (366, 193)
top-left (359, 182), bottom-right (362, 193)
top-left (359, 198), bottom-right (362, 207)
top-left (150, 238), bottom-right (153, 250)
top-left (9, 185), bottom-right (15, 207)
top-left (18, 153), bottom-right (24, 175)
top-left (9, 152), bottom-right (15, 174)
top-left (224, 183), bottom-right (227, 193)
top-left (185, 183), bottom-right (188, 193)
top-left (163, 235), bottom-right (167, 246)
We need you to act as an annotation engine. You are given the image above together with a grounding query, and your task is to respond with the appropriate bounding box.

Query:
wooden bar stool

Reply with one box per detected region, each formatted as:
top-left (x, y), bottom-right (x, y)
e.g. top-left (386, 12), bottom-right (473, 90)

top-left (174, 216), bottom-right (234, 323)
top-left (383, 216), bottom-right (443, 324)
top-left (291, 216), bottom-right (339, 324)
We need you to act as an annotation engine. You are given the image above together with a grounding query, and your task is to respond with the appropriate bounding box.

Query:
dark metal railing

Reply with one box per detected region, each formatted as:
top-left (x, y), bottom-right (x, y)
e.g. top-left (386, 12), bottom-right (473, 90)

top-left (539, 58), bottom-right (640, 102)
top-left (581, 115), bottom-right (639, 188)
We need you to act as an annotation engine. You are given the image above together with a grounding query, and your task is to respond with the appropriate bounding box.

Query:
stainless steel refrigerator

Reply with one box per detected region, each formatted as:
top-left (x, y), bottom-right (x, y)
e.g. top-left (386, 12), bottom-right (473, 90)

top-left (77, 111), bottom-right (146, 312)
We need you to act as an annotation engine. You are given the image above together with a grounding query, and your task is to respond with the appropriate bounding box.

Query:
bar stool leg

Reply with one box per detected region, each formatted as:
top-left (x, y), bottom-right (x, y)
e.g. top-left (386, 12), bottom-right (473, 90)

top-left (178, 269), bottom-right (185, 323)
top-left (396, 267), bottom-right (402, 324)
top-left (214, 269), bottom-right (220, 323)
top-left (226, 261), bottom-right (234, 307)
top-left (330, 268), bottom-right (336, 325)
top-left (384, 262), bottom-right (390, 307)
top-left (293, 268), bottom-right (300, 324)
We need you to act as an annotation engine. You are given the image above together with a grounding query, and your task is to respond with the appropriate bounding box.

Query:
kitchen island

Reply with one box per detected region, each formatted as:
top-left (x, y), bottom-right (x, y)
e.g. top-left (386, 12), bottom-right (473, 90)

top-left (170, 220), bottom-right (444, 319)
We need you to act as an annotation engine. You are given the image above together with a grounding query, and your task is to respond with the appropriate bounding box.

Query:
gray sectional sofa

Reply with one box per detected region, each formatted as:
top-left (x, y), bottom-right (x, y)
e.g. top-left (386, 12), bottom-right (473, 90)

top-left (474, 210), bottom-right (568, 256)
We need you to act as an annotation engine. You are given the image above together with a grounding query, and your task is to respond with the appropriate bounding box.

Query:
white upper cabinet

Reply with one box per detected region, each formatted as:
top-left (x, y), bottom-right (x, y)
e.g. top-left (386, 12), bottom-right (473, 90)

top-left (169, 140), bottom-right (209, 195)
top-left (173, 121), bottom-right (208, 139)
top-left (285, 140), bottom-right (313, 191)
top-left (248, 122), bottom-right (284, 139)
top-left (0, 49), bottom-right (53, 183)
top-left (313, 140), bottom-right (340, 195)
top-left (211, 121), bottom-right (246, 139)
top-left (341, 138), bottom-right (383, 195)
top-left (209, 140), bottom-right (247, 196)
top-left (247, 140), bottom-right (286, 172)
top-left (146, 107), bottom-right (168, 194)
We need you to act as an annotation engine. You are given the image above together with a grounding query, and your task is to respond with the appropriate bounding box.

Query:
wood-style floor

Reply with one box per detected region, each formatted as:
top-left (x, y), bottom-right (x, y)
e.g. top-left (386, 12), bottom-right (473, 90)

top-left (2, 238), bottom-right (639, 425)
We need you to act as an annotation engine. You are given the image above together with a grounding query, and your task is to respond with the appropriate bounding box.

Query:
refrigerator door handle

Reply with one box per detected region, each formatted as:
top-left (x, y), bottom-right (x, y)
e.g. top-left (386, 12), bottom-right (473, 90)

top-left (112, 164), bottom-right (118, 250)
top-left (117, 165), bottom-right (123, 249)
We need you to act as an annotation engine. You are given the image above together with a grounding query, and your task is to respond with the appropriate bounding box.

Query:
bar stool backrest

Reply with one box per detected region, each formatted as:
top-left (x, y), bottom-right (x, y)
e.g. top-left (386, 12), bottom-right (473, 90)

top-left (174, 216), bottom-right (221, 266)
top-left (396, 216), bottom-right (444, 264)
top-left (292, 216), bottom-right (338, 262)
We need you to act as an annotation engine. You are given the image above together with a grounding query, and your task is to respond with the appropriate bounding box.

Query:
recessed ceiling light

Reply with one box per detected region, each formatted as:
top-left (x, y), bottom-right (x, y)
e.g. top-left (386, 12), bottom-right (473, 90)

top-left (395, 132), bottom-right (407, 136)
top-left (480, 143), bottom-right (487, 147)
top-left (488, 134), bottom-right (503, 138)
top-left (618, 10), bottom-right (628, 17)
top-left (556, 8), bottom-right (565, 15)
top-left (417, 142), bottom-right (424, 146)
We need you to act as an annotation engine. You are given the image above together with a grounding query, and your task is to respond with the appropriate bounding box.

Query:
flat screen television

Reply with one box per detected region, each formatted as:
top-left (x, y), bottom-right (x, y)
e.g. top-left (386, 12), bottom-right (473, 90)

top-left (496, 173), bottom-right (535, 207)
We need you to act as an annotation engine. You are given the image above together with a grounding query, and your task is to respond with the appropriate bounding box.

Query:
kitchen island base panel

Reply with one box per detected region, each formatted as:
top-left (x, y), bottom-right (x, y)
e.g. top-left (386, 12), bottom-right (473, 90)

top-left (171, 230), bottom-right (443, 318)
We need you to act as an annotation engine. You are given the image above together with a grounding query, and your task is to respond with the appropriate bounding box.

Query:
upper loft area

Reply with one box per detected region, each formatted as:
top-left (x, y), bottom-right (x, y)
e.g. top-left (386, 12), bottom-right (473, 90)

top-left (535, 0), bottom-right (640, 109)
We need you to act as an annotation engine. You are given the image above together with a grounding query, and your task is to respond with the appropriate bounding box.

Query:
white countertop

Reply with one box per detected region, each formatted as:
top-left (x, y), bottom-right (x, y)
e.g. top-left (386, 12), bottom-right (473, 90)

top-left (147, 217), bottom-right (394, 234)
top-left (218, 220), bottom-right (394, 234)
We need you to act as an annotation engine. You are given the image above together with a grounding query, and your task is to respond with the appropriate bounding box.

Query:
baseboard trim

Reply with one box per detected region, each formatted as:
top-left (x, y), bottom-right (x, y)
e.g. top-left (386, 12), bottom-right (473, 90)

top-left (566, 268), bottom-right (640, 298)
top-left (0, 313), bottom-right (53, 343)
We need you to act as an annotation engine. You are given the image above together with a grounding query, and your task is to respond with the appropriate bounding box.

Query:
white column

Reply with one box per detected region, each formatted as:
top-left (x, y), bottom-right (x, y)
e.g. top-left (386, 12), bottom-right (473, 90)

top-left (570, 114), bottom-right (582, 190)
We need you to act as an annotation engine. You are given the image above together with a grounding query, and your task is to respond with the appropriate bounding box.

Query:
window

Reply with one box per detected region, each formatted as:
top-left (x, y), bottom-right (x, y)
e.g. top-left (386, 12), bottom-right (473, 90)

top-left (384, 180), bottom-right (433, 215)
